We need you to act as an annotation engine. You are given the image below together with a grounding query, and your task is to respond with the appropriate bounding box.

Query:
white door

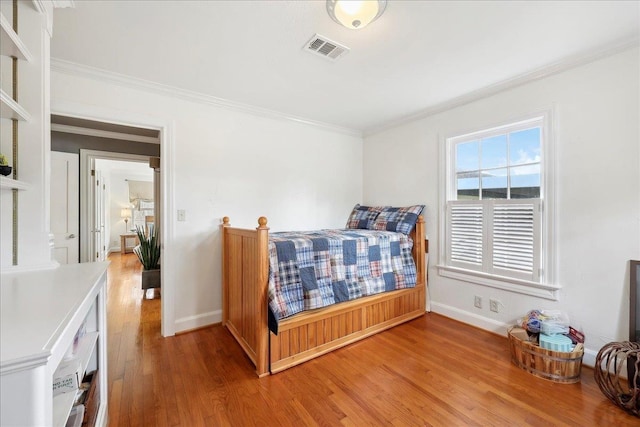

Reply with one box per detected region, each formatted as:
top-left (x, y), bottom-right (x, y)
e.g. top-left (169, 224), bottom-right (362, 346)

top-left (51, 152), bottom-right (79, 264)
top-left (100, 175), bottom-right (108, 260)
top-left (93, 170), bottom-right (107, 261)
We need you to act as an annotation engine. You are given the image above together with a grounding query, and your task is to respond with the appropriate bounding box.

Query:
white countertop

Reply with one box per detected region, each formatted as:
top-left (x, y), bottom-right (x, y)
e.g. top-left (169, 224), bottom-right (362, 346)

top-left (0, 262), bottom-right (109, 372)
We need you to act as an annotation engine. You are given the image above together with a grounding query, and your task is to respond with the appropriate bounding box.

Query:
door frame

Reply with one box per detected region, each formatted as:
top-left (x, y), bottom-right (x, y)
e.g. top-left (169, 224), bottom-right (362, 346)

top-left (52, 100), bottom-right (175, 337)
top-left (80, 150), bottom-right (151, 263)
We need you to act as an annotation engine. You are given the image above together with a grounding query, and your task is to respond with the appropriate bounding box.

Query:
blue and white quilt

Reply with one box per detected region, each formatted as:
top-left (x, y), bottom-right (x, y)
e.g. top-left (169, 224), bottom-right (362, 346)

top-left (268, 229), bottom-right (417, 333)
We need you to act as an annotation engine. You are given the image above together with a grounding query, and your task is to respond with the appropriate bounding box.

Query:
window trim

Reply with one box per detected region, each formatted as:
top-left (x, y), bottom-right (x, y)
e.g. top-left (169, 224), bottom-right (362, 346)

top-left (438, 109), bottom-right (558, 300)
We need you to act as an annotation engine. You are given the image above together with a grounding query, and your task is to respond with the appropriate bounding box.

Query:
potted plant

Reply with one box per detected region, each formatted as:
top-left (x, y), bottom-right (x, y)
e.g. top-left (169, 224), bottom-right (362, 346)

top-left (133, 225), bottom-right (161, 289)
top-left (0, 154), bottom-right (12, 176)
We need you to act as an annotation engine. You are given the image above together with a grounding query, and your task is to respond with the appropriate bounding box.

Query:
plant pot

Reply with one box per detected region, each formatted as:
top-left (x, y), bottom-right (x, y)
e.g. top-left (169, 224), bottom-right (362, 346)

top-left (0, 165), bottom-right (12, 176)
top-left (141, 268), bottom-right (161, 289)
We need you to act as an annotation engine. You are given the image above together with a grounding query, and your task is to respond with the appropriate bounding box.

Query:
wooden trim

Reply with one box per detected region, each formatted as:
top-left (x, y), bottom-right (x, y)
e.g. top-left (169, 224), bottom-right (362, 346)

top-left (411, 215), bottom-right (426, 287)
top-left (254, 217), bottom-right (270, 377)
top-left (271, 285), bottom-right (425, 373)
top-left (278, 284), bottom-right (424, 332)
top-left (221, 215), bottom-right (428, 376)
top-left (221, 217), bottom-right (230, 326)
top-left (631, 260), bottom-right (640, 342)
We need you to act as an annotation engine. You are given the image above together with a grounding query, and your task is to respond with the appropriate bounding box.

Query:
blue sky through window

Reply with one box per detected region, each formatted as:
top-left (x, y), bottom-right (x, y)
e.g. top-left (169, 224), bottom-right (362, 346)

top-left (481, 135), bottom-right (507, 169)
top-left (456, 140), bottom-right (479, 172)
top-left (510, 128), bottom-right (540, 165)
top-left (456, 127), bottom-right (541, 194)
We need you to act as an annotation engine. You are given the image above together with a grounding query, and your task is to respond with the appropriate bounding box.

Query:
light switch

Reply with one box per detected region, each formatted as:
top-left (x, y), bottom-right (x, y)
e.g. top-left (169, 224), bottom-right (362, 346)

top-left (177, 210), bottom-right (186, 221)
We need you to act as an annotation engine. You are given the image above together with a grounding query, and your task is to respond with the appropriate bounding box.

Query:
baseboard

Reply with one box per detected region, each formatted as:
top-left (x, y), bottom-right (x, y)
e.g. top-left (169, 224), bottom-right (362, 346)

top-left (430, 301), bottom-right (597, 368)
top-left (430, 301), bottom-right (510, 335)
top-left (174, 309), bottom-right (222, 334)
top-left (582, 348), bottom-right (597, 368)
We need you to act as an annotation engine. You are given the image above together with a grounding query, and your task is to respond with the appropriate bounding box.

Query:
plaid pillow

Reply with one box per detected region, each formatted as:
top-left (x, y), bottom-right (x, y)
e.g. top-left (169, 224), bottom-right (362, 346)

top-left (372, 205), bottom-right (425, 235)
top-left (345, 204), bottom-right (387, 230)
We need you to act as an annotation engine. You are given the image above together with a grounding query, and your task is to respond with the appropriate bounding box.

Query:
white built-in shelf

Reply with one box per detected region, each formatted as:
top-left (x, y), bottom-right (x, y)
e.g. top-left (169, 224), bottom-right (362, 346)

top-left (52, 391), bottom-right (77, 427)
top-left (0, 89), bottom-right (31, 121)
top-left (76, 331), bottom-right (99, 379)
top-left (0, 176), bottom-right (30, 191)
top-left (51, 331), bottom-right (99, 427)
top-left (0, 12), bottom-right (32, 61)
top-left (1, 262), bottom-right (109, 427)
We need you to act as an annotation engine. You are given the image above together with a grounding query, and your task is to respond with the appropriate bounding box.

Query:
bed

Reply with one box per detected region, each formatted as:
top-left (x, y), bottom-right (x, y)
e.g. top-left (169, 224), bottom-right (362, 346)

top-left (221, 205), bottom-right (427, 377)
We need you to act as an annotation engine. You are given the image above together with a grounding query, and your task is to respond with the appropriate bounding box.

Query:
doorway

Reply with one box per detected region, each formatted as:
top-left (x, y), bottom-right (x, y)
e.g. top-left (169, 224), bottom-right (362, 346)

top-left (79, 150), bottom-right (157, 263)
top-left (50, 109), bottom-right (175, 337)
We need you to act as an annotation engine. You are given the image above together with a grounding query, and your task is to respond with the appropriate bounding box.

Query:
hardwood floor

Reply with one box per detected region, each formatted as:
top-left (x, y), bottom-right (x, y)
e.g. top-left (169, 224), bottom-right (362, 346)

top-left (106, 253), bottom-right (637, 426)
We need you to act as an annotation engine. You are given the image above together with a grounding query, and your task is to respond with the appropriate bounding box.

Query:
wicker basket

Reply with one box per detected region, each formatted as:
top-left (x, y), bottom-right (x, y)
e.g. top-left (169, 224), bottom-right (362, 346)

top-left (508, 327), bottom-right (584, 384)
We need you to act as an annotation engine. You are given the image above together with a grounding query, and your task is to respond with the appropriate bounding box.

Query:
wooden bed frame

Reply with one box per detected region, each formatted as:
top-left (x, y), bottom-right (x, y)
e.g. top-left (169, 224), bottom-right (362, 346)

top-left (221, 215), bottom-right (427, 377)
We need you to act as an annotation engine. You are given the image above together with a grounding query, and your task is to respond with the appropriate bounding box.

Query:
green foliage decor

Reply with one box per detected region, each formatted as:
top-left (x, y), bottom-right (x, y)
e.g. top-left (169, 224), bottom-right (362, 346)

top-left (134, 225), bottom-right (160, 270)
top-left (0, 154), bottom-right (8, 166)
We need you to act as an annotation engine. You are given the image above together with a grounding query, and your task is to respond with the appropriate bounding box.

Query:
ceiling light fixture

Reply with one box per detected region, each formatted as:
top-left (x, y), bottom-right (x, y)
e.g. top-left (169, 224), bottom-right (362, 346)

top-left (326, 0), bottom-right (387, 30)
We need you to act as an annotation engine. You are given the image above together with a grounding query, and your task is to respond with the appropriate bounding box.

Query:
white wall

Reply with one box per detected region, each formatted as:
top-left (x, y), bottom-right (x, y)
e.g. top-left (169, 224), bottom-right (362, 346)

top-left (363, 47), bottom-right (640, 366)
top-left (51, 70), bottom-right (363, 333)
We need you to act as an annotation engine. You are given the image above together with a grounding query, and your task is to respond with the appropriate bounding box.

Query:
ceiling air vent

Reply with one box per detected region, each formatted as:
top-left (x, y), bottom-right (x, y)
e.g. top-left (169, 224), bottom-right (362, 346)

top-left (303, 34), bottom-right (349, 61)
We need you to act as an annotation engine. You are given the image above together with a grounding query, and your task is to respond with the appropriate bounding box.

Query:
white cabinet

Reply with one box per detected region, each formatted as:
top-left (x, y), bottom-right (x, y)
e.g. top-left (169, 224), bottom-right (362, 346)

top-left (0, 262), bottom-right (109, 427)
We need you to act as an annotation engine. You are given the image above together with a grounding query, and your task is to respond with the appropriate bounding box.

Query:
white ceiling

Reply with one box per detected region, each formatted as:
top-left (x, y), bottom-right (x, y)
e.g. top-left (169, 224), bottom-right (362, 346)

top-left (51, 1), bottom-right (639, 134)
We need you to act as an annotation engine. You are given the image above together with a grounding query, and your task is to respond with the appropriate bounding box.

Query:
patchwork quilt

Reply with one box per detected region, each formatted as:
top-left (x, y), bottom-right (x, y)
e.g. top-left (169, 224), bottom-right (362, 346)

top-left (268, 229), bottom-right (417, 333)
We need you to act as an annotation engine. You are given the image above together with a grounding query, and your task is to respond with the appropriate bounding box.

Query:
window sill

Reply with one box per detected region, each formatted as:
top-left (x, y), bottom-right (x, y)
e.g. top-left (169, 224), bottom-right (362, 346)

top-left (437, 265), bottom-right (560, 300)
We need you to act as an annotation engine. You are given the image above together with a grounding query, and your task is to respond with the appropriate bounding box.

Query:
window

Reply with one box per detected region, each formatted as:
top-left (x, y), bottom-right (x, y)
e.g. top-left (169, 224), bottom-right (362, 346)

top-left (441, 114), bottom-right (558, 298)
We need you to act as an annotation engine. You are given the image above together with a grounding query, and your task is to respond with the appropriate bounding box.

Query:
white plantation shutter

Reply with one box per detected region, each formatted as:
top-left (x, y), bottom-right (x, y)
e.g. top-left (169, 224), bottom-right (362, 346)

top-left (490, 200), bottom-right (540, 281)
top-left (448, 202), bottom-right (484, 270)
top-left (447, 199), bottom-right (541, 282)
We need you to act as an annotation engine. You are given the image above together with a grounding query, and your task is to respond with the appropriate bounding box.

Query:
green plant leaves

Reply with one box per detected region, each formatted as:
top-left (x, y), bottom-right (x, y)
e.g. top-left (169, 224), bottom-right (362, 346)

top-left (133, 225), bottom-right (160, 270)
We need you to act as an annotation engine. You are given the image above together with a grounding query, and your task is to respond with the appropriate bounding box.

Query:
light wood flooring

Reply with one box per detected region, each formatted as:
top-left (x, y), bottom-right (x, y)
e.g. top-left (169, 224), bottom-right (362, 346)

top-left (106, 252), bottom-right (637, 426)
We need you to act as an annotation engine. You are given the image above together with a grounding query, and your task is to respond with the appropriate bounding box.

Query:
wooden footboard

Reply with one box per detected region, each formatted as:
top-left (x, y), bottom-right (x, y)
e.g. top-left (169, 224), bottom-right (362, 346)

top-left (221, 216), bottom-right (270, 376)
top-left (221, 215), bottom-right (427, 377)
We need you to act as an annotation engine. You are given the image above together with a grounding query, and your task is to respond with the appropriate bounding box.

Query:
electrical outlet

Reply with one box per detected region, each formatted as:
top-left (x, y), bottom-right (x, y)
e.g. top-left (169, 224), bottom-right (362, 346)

top-left (490, 299), bottom-right (500, 313)
top-left (474, 296), bottom-right (482, 309)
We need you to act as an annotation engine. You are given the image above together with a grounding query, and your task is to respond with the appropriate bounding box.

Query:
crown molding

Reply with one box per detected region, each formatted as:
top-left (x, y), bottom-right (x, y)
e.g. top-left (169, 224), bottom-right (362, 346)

top-left (364, 36), bottom-right (640, 137)
top-left (50, 58), bottom-right (362, 138)
top-left (51, 123), bottom-right (160, 144)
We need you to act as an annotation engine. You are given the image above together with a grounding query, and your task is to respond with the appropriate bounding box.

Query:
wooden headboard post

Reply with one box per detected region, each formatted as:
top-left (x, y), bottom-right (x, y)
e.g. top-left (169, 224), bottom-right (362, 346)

top-left (255, 217), bottom-right (270, 376)
top-left (412, 215), bottom-right (426, 287)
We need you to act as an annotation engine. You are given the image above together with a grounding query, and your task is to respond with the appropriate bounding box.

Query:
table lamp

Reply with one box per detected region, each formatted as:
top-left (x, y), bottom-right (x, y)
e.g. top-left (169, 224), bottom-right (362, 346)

top-left (121, 208), bottom-right (132, 232)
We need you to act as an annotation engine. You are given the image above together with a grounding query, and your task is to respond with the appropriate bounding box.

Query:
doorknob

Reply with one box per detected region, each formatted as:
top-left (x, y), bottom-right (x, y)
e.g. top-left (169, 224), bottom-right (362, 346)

top-left (67, 234), bottom-right (76, 239)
